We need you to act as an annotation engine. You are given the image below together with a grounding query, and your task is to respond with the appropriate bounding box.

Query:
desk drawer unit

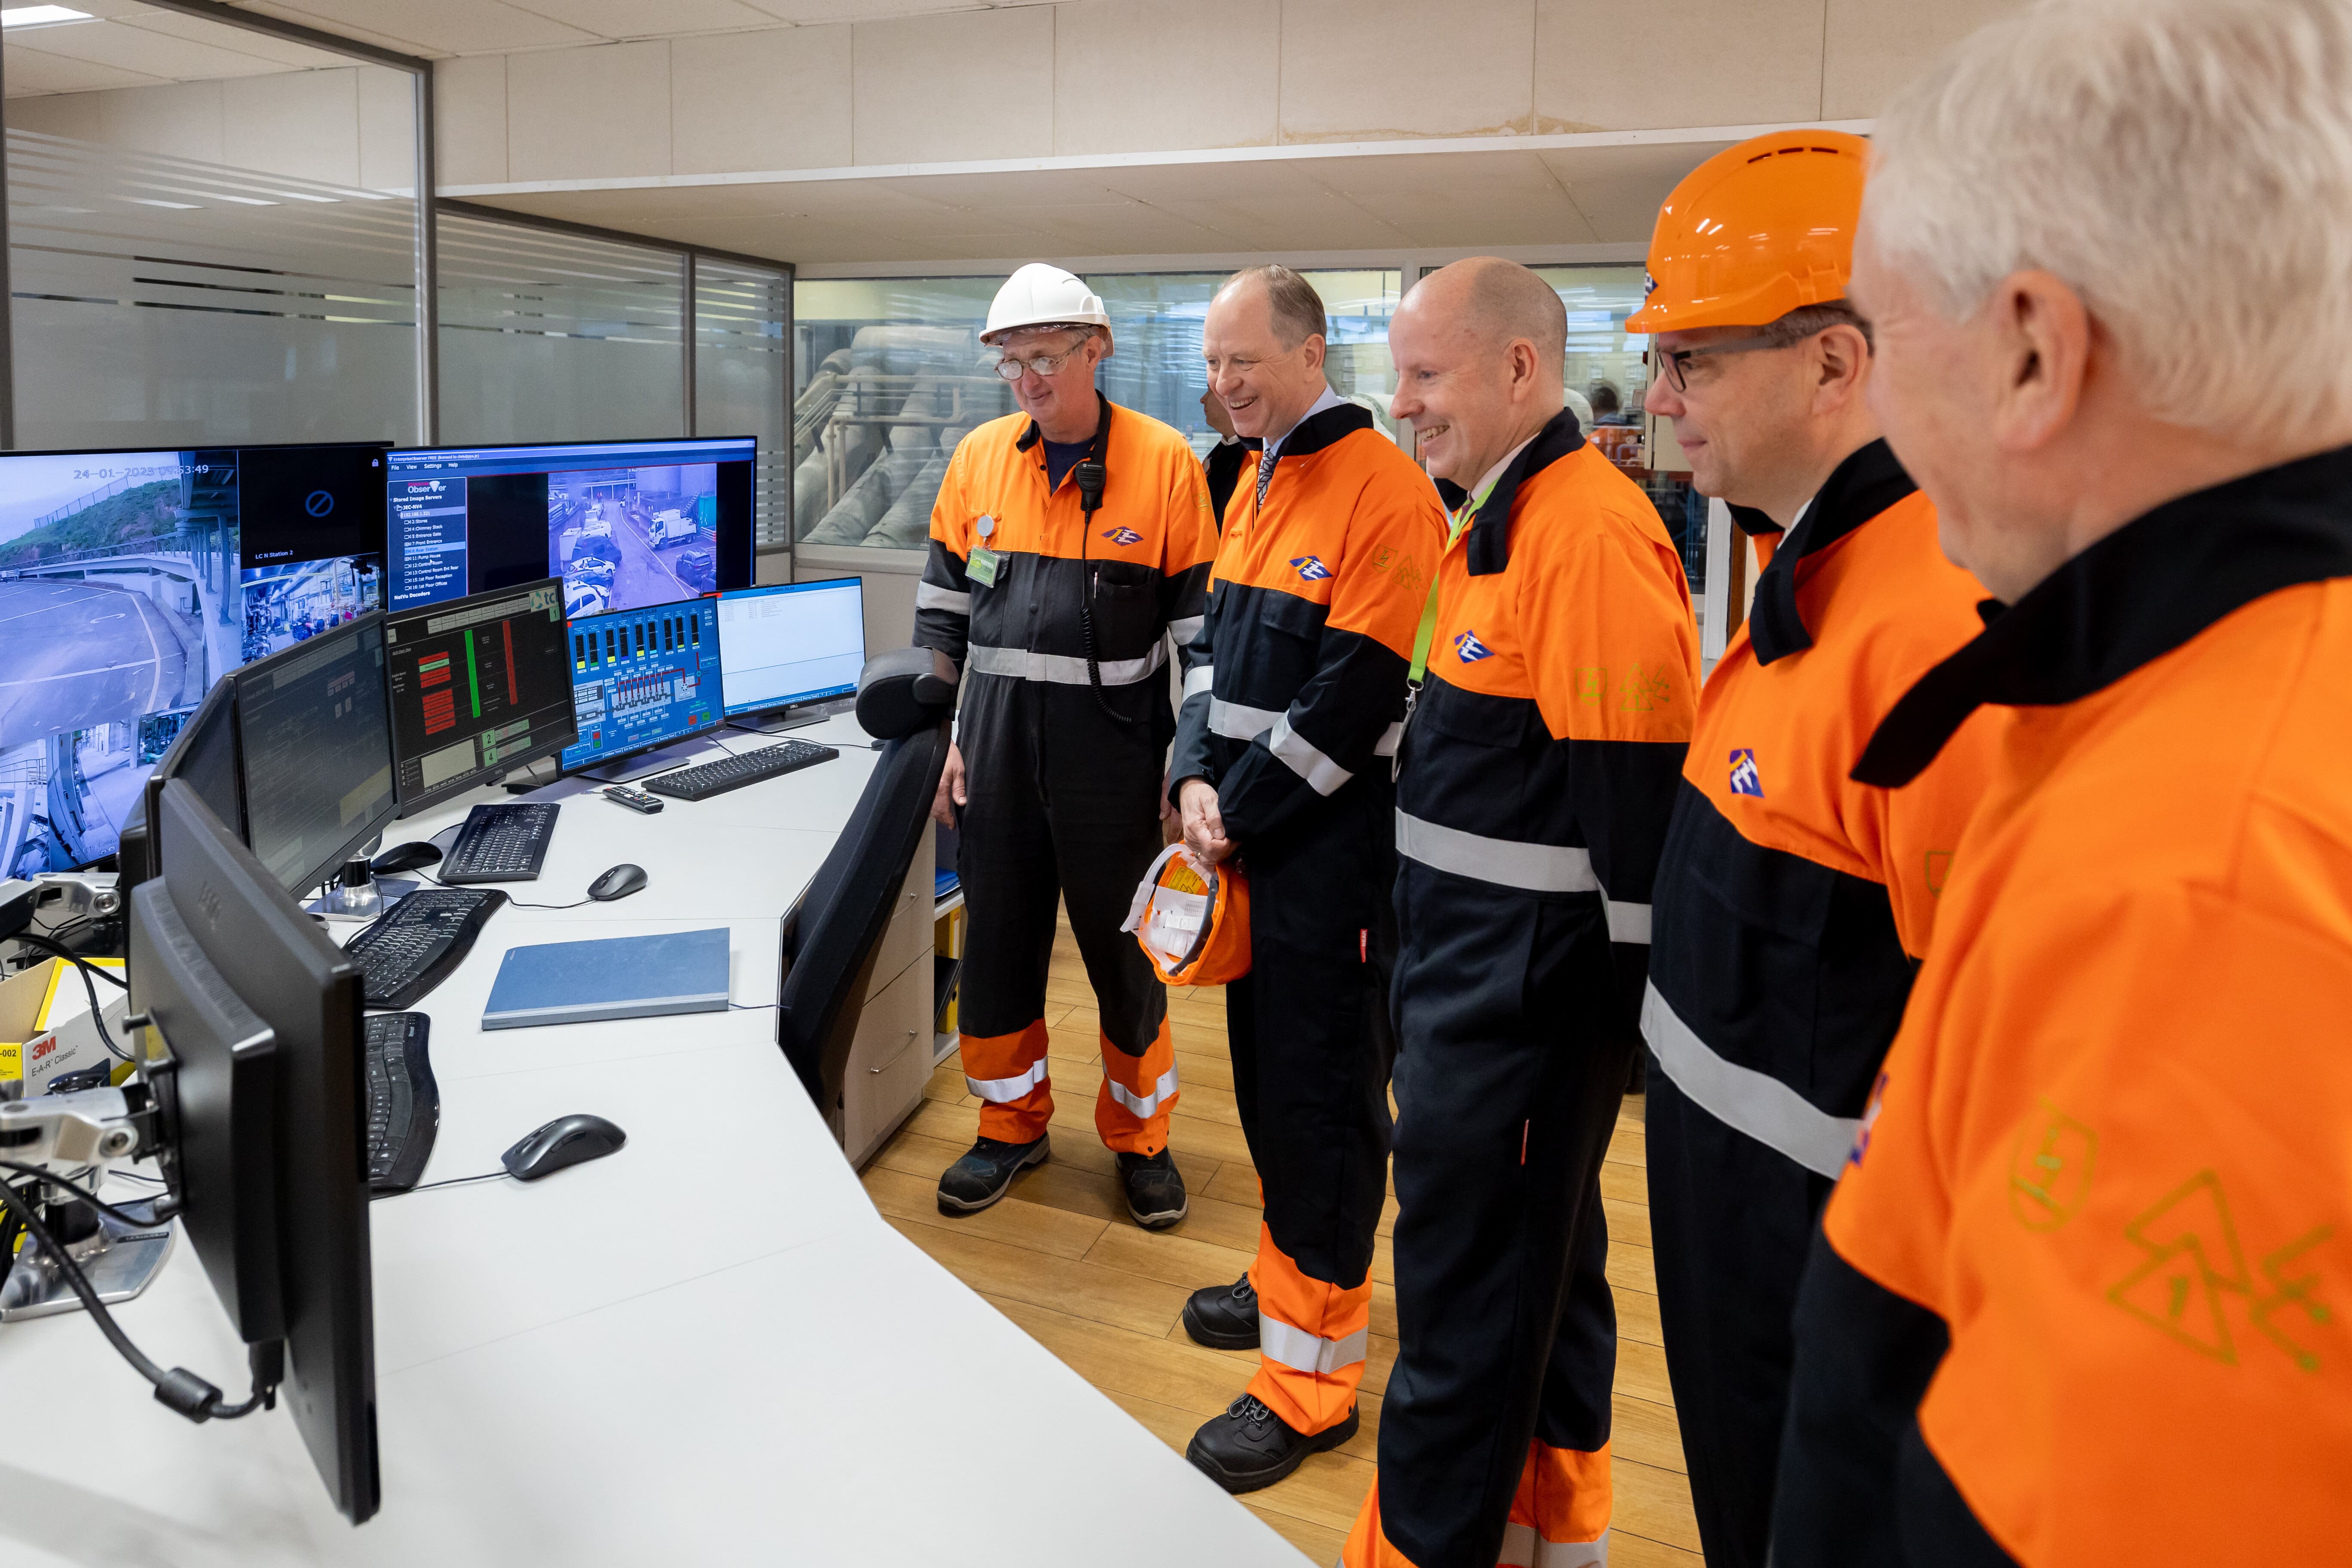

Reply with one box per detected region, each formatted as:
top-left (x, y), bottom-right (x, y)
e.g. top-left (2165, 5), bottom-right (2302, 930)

top-left (867, 823), bottom-right (934, 1001)
top-left (844, 952), bottom-right (931, 1167)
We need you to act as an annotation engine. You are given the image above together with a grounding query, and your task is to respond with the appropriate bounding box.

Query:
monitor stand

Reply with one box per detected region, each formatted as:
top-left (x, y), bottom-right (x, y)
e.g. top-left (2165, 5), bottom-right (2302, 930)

top-left (578, 734), bottom-right (726, 785)
top-left (0, 1202), bottom-right (176, 1323)
top-left (732, 695), bottom-right (855, 736)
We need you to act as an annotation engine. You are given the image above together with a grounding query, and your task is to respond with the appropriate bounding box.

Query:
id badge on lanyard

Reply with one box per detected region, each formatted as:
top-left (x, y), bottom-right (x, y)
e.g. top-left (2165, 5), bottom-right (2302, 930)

top-left (1395, 490), bottom-right (1486, 779)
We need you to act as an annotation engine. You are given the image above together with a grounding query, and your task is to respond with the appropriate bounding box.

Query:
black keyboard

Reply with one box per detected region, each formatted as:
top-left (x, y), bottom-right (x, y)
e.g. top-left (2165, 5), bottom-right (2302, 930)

top-left (643, 739), bottom-right (839, 802)
top-left (348, 887), bottom-right (508, 1010)
top-left (443, 802), bottom-right (560, 883)
top-left (364, 1011), bottom-right (438, 1197)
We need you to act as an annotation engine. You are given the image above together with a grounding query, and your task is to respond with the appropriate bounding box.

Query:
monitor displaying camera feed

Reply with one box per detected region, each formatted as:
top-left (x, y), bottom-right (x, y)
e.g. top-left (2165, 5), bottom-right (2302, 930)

top-left (383, 437), bottom-right (754, 622)
top-left (0, 443), bottom-right (388, 876)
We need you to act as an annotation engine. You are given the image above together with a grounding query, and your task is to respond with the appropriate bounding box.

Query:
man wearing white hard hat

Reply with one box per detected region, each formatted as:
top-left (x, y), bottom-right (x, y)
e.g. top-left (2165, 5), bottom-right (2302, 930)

top-left (917, 263), bottom-right (1218, 1228)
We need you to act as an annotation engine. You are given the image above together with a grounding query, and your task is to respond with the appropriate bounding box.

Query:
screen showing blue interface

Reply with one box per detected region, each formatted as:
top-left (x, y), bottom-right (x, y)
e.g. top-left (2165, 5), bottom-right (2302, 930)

top-left (385, 438), bottom-right (755, 620)
top-left (716, 579), bottom-right (866, 719)
top-left (0, 443), bottom-right (388, 875)
top-left (560, 599), bottom-right (723, 772)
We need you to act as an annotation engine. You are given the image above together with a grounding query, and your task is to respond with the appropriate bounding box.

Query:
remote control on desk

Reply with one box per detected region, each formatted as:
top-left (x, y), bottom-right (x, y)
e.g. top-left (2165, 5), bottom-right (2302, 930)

top-left (602, 784), bottom-right (664, 815)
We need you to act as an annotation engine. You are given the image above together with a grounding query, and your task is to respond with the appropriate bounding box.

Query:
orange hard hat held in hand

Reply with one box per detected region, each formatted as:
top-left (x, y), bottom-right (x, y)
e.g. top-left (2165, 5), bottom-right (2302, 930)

top-left (1626, 130), bottom-right (1870, 335)
top-left (1122, 843), bottom-right (1252, 987)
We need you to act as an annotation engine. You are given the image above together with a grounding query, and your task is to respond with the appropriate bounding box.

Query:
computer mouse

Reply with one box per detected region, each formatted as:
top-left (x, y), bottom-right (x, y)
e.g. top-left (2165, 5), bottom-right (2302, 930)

top-left (371, 840), bottom-right (443, 874)
top-left (500, 1114), bottom-right (627, 1182)
top-left (587, 864), bottom-right (647, 901)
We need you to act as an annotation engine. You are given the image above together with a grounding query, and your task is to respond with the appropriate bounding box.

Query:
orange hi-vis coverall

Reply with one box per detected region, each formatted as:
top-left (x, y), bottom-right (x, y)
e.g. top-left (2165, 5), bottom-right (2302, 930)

top-left (1348, 409), bottom-right (1698, 1568)
top-left (1170, 399), bottom-right (1448, 1436)
top-left (1641, 439), bottom-right (2003, 1568)
top-left (916, 394), bottom-right (1216, 1155)
top-left (1773, 447), bottom-right (2352, 1565)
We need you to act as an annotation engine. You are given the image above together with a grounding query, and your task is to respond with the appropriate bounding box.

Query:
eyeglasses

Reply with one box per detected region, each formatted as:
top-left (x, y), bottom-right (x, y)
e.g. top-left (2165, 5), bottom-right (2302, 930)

top-left (993, 343), bottom-right (1089, 381)
top-left (1652, 328), bottom-right (1817, 393)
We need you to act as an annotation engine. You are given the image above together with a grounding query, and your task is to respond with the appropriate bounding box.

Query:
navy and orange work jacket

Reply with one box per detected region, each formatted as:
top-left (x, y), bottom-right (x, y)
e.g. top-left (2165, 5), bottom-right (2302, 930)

top-left (1775, 446), bottom-right (2352, 1566)
top-left (1170, 401), bottom-right (1446, 842)
top-left (916, 394), bottom-right (1215, 740)
top-left (1394, 408), bottom-right (1698, 1028)
top-left (1643, 440), bottom-right (2002, 1178)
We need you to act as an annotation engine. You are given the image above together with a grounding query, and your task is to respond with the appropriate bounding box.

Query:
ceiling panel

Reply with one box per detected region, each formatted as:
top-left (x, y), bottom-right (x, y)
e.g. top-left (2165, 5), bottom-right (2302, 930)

top-left (1537, 141), bottom-right (1735, 242)
top-left (120, 9), bottom-right (356, 68)
top-left (0, 43), bottom-right (166, 95)
top-left (4, 17), bottom-right (308, 81)
top-left (736, 0), bottom-right (987, 21)
top-left (233, 0), bottom-right (598, 55)
top-left (498, 0), bottom-right (787, 40)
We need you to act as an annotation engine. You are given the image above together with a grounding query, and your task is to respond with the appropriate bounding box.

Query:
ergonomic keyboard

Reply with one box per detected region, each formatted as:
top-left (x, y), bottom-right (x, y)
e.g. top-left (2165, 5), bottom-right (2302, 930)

top-left (441, 801), bottom-right (560, 883)
top-left (363, 1011), bottom-right (438, 1197)
top-left (643, 739), bottom-right (839, 802)
top-left (347, 887), bottom-right (508, 1010)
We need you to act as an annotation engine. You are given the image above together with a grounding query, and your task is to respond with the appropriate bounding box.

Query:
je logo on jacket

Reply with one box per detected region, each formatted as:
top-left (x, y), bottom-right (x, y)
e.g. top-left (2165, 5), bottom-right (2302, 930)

top-left (1289, 555), bottom-right (1332, 581)
top-left (1453, 629), bottom-right (1492, 662)
top-left (1728, 748), bottom-right (1764, 797)
top-left (1100, 526), bottom-right (1142, 546)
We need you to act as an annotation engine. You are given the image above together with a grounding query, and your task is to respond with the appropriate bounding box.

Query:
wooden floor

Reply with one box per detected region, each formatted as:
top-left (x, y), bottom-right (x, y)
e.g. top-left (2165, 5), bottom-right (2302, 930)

top-left (865, 916), bottom-right (1702, 1565)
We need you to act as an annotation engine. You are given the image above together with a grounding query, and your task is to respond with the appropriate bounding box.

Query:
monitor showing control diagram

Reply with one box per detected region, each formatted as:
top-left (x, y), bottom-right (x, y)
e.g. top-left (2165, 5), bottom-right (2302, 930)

top-left (383, 579), bottom-right (577, 813)
top-left (559, 599), bottom-right (723, 773)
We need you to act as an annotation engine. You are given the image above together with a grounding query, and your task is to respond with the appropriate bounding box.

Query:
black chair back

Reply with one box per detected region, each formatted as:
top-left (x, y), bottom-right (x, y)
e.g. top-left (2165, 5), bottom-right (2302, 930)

top-left (776, 649), bottom-right (957, 1139)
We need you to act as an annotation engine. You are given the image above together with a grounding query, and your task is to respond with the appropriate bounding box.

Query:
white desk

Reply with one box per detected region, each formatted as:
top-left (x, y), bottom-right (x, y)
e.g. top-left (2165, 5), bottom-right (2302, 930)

top-left (0, 713), bottom-right (1304, 1566)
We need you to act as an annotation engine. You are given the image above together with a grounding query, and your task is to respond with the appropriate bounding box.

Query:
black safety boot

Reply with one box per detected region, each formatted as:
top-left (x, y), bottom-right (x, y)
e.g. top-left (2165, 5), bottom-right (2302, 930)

top-left (936, 1133), bottom-right (1049, 1215)
top-left (1185, 1394), bottom-right (1358, 1494)
top-left (1116, 1146), bottom-right (1188, 1229)
top-left (1182, 1271), bottom-right (1259, 1350)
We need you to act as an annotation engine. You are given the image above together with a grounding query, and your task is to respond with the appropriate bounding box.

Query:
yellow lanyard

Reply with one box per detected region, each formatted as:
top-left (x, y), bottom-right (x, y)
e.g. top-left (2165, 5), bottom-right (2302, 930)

top-left (1408, 482), bottom-right (1492, 684)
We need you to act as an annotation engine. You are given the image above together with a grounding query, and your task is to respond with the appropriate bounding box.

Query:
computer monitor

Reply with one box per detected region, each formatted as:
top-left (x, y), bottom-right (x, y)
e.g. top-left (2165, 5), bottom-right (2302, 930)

top-left (383, 579), bottom-right (577, 813)
top-left (0, 442), bottom-right (389, 877)
top-left (132, 673), bottom-right (245, 889)
top-left (132, 777), bottom-right (378, 1524)
top-left (231, 614), bottom-right (398, 896)
top-left (382, 438), bottom-right (756, 619)
top-left (559, 598), bottom-right (724, 775)
top-left (717, 579), bottom-right (867, 723)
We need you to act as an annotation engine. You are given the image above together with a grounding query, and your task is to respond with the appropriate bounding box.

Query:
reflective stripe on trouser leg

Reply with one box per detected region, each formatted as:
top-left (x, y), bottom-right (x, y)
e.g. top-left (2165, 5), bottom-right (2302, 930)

top-left (960, 1020), bottom-right (1053, 1145)
top-left (1094, 1013), bottom-right (1177, 1154)
top-left (1343, 1480), bottom-right (1426, 1568)
top-left (1498, 1441), bottom-right (1612, 1567)
top-left (1244, 1222), bottom-right (1372, 1436)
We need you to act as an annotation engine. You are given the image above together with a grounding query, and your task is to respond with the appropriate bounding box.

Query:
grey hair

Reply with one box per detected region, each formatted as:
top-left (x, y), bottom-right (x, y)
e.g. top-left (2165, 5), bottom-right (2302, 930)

top-left (1220, 265), bottom-right (1327, 349)
top-left (1867, 0), bottom-right (2352, 441)
top-left (1760, 300), bottom-right (1872, 352)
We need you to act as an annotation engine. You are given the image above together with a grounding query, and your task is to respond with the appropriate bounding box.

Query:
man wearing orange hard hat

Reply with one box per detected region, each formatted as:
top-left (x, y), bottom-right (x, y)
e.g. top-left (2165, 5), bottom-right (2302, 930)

top-left (1629, 131), bottom-right (2004, 1568)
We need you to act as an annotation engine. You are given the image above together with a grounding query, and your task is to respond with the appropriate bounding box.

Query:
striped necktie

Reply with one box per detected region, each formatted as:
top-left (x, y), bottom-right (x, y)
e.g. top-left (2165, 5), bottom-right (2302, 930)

top-left (1255, 447), bottom-right (1278, 509)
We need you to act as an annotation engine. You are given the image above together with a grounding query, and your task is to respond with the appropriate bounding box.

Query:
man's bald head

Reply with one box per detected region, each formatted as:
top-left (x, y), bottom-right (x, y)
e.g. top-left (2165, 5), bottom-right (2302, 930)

top-left (1405, 257), bottom-right (1568, 388)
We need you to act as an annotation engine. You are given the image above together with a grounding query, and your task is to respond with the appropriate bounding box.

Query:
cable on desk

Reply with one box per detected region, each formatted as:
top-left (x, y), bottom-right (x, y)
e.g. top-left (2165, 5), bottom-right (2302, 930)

top-left (0, 1160), bottom-right (180, 1229)
top-left (0, 1177), bottom-right (273, 1421)
top-left (6, 934), bottom-right (130, 1060)
top-left (385, 1170), bottom-right (506, 1197)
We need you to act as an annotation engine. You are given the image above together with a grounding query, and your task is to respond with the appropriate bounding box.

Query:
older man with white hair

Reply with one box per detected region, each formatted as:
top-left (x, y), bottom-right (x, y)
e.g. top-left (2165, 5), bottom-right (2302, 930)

top-left (1774, 0), bottom-right (2352, 1562)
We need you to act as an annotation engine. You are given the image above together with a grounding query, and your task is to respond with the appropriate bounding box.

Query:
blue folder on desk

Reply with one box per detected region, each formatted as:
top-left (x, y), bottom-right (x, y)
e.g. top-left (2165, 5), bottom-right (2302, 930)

top-left (482, 928), bottom-right (732, 1030)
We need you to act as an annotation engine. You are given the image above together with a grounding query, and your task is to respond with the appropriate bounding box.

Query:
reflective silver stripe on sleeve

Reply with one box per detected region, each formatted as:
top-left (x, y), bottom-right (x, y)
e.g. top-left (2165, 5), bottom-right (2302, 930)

top-left (966, 1056), bottom-right (1050, 1104)
top-left (1605, 901), bottom-right (1652, 944)
top-left (1641, 980), bottom-right (1861, 1178)
top-left (1394, 810), bottom-right (1598, 892)
top-left (1168, 615), bottom-right (1204, 646)
top-left (1258, 1311), bottom-right (1369, 1376)
top-left (915, 582), bottom-right (970, 614)
top-left (966, 642), bottom-right (1168, 686)
top-left (1182, 665), bottom-right (1214, 699)
top-left (1269, 713), bottom-right (1351, 795)
top-left (1373, 721), bottom-right (1403, 757)
top-left (1497, 1524), bottom-right (1609, 1568)
top-left (1208, 697), bottom-right (1284, 741)
top-left (1105, 1063), bottom-right (1179, 1120)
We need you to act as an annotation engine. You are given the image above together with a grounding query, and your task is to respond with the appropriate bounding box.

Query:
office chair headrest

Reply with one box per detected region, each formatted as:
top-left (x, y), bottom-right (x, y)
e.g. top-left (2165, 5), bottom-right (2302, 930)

top-left (854, 646), bottom-right (960, 739)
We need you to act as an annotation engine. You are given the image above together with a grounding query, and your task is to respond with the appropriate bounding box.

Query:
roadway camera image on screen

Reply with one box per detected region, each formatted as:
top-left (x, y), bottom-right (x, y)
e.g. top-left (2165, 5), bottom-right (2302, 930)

top-left (549, 463), bottom-right (720, 619)
top-left (0, 444), bottom-right (386, 877)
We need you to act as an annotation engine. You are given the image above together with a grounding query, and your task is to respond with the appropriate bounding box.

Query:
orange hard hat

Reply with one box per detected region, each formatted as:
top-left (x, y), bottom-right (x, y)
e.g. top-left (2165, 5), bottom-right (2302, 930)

top-left (1625, 129), bottom-right (1869, 335)
top-left (1122, 845), bottom-right (1251, 987)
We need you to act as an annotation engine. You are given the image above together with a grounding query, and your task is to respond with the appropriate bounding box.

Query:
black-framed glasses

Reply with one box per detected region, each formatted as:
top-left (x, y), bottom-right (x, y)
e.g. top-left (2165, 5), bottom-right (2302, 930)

top-left (1652, 328), bottom-right (1817, 392)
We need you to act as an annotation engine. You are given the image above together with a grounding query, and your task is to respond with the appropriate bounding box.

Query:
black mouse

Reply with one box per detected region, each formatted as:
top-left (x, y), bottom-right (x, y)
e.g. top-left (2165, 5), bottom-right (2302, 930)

top-left (371, 840), bottom-right (443, 874)
top-left (587, 864), bottom-right (647, 901)
top-left (500, 1114), bottom-right (626, 1181)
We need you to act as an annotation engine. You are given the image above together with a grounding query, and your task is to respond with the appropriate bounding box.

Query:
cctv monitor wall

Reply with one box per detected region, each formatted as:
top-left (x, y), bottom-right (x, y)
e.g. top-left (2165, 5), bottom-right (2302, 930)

top-left (383, 579), bottom-right (578, 814)
top-left (382, 437), bottom-right (756, 621)
top-left (141, 777), bottom-right (380, 1525)
top-left (0, 443), bottom-right (389, 877)
top-left (717, 578), bottom-right (866, 722)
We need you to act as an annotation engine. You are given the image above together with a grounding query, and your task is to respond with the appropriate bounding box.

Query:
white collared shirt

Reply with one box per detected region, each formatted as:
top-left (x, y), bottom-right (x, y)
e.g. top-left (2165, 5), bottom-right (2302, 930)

top-left (1262, 384), bottom-right (1348, 462)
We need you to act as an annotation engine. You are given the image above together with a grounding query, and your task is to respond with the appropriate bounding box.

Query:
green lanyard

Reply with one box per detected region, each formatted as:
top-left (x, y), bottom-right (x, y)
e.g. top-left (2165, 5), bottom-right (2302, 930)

top-left (1408, 480), bottom-right (1494, 683)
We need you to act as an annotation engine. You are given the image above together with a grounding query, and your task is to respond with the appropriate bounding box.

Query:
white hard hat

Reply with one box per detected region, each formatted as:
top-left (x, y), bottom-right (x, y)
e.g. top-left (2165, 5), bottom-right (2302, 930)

top-left (983, 262), bottom-right (1111, 344)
